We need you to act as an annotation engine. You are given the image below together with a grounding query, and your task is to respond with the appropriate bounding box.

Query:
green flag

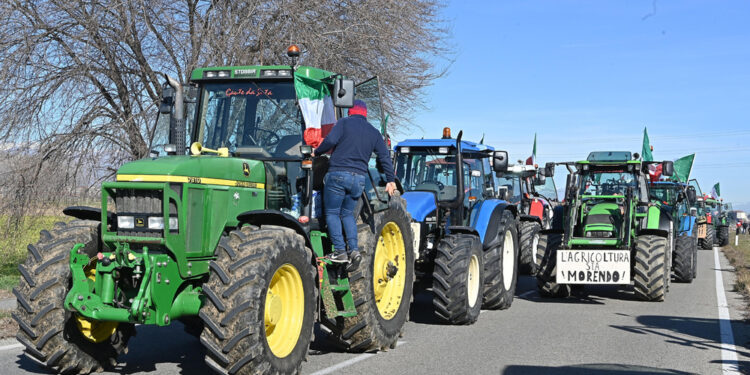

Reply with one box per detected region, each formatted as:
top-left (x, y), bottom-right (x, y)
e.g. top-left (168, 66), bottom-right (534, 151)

top-left (641, 127), bottom-right (653, 161)
top-left (672, 154), bottom-right (695, 182)
top-left (711, 183), bottom-right (720, 198)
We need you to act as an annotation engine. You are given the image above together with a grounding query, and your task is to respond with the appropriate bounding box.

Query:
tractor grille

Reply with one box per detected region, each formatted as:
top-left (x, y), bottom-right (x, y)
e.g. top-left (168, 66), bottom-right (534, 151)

top-left (115, 189), bottom-right (164, 237)
top-left (586, 231), bottom-right (613, 238)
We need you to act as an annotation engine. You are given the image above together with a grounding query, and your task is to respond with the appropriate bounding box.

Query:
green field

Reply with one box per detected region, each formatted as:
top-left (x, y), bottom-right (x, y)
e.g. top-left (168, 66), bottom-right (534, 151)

top-left (0, 216), bottom-right (68, 291)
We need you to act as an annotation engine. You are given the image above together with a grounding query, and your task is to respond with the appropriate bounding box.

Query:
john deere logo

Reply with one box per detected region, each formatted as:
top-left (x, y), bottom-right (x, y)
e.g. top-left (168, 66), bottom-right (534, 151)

top-left (135, 218), bottom-right (145, 227)
top-left (242, 162), bottom-right (250, 177)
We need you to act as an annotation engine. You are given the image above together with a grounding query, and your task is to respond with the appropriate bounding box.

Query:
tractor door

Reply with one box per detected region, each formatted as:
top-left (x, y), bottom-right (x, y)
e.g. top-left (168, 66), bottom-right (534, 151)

top-left (354, 77), bottom-right (390, 213)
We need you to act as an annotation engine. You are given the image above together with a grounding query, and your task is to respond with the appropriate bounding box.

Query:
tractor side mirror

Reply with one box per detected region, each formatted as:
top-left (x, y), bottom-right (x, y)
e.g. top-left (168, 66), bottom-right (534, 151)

top-left (492, 151), bottom-right (508, 173)
top-left (535, 174), bottom-right (547, 185)
top-left (687, 188), bottom-right (697, 202)
top-left (543, 162), bottom-right (555, 177)
top-left (159, 84), bottom-right (175, 114)
top-left (333, 78), bottom-right (354, 108)
top-left (661, 161), bottom-right (674, 177)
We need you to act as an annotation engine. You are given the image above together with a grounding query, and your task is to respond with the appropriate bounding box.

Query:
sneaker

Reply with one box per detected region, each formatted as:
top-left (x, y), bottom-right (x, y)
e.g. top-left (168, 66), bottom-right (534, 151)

top-left (328, 251), bottom-right (348, 263)
top-left (346, 251), bottom-right (362, 272)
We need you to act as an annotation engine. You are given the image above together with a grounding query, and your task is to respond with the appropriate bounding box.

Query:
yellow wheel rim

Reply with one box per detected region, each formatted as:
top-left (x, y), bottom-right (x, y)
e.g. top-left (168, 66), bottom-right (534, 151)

top-left (75, 260), bottom-right (118, 343)
top-left (373, 222), bottom-right (407, 320)
top-left (265, 263), bottom-right (305, 358)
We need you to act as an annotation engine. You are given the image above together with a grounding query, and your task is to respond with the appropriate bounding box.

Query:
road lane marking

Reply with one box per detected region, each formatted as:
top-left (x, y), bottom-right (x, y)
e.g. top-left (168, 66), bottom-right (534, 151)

top-left (713, 246), bottom-right (740, 374)
top-left (309, 341), bottom-right (405, 375)
top-left (0, 343), bottom-right (22, 351)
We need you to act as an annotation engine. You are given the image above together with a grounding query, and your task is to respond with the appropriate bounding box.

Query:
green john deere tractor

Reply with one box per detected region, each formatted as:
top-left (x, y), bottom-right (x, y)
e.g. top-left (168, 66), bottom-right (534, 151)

top-left (536, 151), bottom-right (675, 301)
top-left (14, 48), bottom-right (414, 374)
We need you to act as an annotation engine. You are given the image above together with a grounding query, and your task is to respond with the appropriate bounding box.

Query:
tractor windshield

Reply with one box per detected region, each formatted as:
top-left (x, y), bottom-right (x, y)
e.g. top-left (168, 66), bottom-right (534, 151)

top-left (579, 167), bottom-right (637, 196)
top-left (396, 149), bottom-right (472, 202)
top-left (196, 81), bottom-right (304, 159)
top-left (649, 185), bottom-right (677, 205)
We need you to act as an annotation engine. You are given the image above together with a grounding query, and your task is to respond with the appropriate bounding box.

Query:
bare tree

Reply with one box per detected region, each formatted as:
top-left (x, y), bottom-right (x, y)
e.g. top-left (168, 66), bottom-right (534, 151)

top-left (0, 0), bottom-right (451, 220)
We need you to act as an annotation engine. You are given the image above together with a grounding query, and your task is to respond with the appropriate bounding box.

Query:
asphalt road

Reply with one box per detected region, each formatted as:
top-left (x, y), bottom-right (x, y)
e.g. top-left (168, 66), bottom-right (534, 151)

top-left (1, 246), bottom-right (747, 375)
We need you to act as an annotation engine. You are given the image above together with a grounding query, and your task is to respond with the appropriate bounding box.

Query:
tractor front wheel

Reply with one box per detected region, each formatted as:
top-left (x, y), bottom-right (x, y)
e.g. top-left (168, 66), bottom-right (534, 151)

top-left (699, 225), bottom-right (714, 250)
top-left (432, 233), bottom-right (484, 324)
top-left (14, 220), bottom-right (134, 374)
top-left (518, 221), bottom-right (541, 275)
top-left (717, 225), bottom-right (730, 246)
top-left (200, 225), bottom-right (316, 375)
top-left (482, 210), bottom-right (519, 310)
top-left (633, 235), bottom-right (668, 301)
top-left (535, 233), bottom-right (572, 298)
top-left (672, 235), bottom-right (695, 283)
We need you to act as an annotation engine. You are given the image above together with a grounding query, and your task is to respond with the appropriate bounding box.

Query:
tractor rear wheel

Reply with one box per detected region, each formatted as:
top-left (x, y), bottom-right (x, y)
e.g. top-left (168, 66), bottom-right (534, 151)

top-left (14, 220), bottom-right (135, 374)
top-left (518, 221), bottom-right (541, 275)
top-left (535, 233), bottom-right (571, 298)
top-left (699, 225), bottom-right (714, 249)
top-left (691, 236), bottom-right (699, 279)
top-left (672, 235), bottom-right (695, 283)
top-left (200, 225), bottom-right (316, 375)
top-left (433, 233), bottom-right (484, 324)
top-left (633, 235), bottom-right (668, 301)
top-left (482, 210), bottom-right (519, 310)
top-left (717, 225), bottom-right (729, 246)
top-left (330, 197), bottom-right (415, 352)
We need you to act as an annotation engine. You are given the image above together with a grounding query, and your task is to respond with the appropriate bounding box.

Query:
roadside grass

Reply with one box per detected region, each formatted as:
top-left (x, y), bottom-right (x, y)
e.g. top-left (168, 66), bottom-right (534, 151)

top-left (0, 216), bottom-right (68, 293)
top-left (721, 233), bottom-right (750, 310)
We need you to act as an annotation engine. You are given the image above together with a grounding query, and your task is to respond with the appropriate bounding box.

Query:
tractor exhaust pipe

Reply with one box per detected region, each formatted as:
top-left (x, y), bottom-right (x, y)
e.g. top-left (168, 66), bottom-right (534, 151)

top-left (165, 75), bottom-right (186, 155)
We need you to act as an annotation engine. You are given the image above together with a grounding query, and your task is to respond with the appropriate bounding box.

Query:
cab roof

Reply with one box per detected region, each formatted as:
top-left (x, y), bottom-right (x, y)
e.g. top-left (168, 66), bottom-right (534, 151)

top-left (395, 138), bottom-right (494, 153)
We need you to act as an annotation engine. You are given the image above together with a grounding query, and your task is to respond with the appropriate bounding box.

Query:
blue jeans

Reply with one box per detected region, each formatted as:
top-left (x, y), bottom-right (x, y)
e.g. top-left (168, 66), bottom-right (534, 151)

top-left (324, 171), bottom-right (367, 253)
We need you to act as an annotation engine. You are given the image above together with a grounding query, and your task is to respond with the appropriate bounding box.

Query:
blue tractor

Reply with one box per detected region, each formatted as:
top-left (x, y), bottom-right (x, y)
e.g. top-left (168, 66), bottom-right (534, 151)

top-left (394, 129), bottom-right (517, 324)
top-left (649, 181), bottom-right (699, 282)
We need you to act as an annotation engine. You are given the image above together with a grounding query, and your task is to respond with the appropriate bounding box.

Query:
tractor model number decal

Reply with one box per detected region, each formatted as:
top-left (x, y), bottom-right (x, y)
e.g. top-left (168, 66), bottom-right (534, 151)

top-left (187, 177), bottom-right (201, 184)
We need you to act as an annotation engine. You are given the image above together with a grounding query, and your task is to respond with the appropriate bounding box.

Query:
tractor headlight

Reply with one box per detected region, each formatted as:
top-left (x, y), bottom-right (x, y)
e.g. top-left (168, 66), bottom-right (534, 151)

top-left (118, 216), bottom-right (135, 229)
top-left (169, 217), bottom-right (179, 230)
top-left (148, 217), bottom-right (165, 230)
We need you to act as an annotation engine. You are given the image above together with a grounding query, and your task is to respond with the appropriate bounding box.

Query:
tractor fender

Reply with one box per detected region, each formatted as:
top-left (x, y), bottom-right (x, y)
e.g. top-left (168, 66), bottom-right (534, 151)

top-left (236, 210), bottom-right (313, 250)
top-left (639, 206), bottom-right (670, 237)
top-left (469, 199), bottom-right (517, 249)
top-left (447, 225), bottom-right (480, 238)
top-left (519, 214), bottom-right (542, 225)
top-left (679, 215), bottom-right (697, 236)
top-left (402, 191), bottom-right (437, 222)
top-left (63, 206), bottom-right (116, 224)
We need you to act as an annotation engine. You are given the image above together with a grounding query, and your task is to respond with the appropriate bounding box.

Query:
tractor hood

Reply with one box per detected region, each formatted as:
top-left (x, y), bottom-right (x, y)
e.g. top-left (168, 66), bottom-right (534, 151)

top-left (583, 202), bottom-right (622, 235)
top-left (116, 156), bottom-right (266, 186)
top-left (402, 191), bottom-right (438, 222)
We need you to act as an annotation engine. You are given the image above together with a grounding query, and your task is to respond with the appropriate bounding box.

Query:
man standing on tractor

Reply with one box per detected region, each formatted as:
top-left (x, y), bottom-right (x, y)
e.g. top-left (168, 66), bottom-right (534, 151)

top-left (314, 99), bottom-right (397, 270)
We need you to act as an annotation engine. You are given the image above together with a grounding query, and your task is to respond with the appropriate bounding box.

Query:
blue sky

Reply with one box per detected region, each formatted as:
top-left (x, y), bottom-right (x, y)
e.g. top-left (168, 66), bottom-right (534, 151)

top-left (407, 0), bottom-right (750, 208)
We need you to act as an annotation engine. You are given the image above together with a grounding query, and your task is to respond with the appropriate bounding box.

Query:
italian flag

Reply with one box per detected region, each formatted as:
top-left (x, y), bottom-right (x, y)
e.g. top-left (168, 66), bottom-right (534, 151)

top-left (525, 133), bottom-right (537, 165)
top-left (295, 74), bottom-right (336, 148)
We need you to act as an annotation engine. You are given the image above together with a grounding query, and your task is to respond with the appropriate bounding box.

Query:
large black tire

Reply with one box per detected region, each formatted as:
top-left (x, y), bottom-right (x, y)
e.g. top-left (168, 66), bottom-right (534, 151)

top-left (717, 225), bottom-right (730, 246)
top-left (518, 221), bottom-right (541, 275)
top-left (633, 235), bottom-right (668, 301)
top-left (14, 220), bottom-right (135, 374)
top-left (432, 233), bottom-right (484, 324)
top-left (699, 225), bottom-right (714, 250)
top-left (535, 233), bottom-right (571, 298)
top-left (200, 225), bottom-right (317, 375)
top-left (672, 235), bottom-right (695, 283)
top-left (482, 210), bottom-right (519, 310)
top-left (329, 197), bottom-right (415, 352)
top-left (691, 236), bottom-right (699, 279)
